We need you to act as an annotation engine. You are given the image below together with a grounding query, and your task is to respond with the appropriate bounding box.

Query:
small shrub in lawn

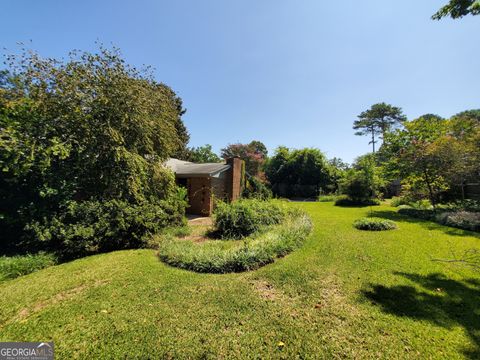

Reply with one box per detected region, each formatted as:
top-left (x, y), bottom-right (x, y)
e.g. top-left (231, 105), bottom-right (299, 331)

top-left (213, 199), bottom-right (287, 239)
top-left (0, 253), bottom-right (56, 281)
top-left (335, 197), bottom-right (380, 207)
top-left (157, 210), bottom-right (312, 273)
top-left (436, 211), bottom-right (480, 232)
top-left (353, 217), bottom-right (397, 231)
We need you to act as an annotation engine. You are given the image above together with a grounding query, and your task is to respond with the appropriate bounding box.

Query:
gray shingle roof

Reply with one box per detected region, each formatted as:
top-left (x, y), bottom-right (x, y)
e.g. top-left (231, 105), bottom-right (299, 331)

top-left (165, 158), bottom-right (230, 178)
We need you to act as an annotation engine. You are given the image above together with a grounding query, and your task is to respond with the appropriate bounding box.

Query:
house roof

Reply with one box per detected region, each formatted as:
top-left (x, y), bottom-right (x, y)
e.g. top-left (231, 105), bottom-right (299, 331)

top-left (165, 158), bottom-right (230, 178)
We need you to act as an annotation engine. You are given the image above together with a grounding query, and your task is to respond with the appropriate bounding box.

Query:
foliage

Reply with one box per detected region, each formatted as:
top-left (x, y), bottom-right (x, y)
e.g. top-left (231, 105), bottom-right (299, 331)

top-left (380, 113), bottom-right (479, 207)
top-left (221, 140), bottom-right (267, 177)
top-left (327, 157), bottom-right (349, 193)
top-left (157, 210), bottom-right (312, 273)
top-left (242, 174), bottom-right (272, 200)
top-left (318, 194), bottom-right (342, 202)
top-left (186, 144), bottom-right (221, 163)
top-left (432, 0), bottom-right (480, 19)
top-left (397, 207), bottom-right (436, 221)
top-left (24, 196), bottom-right (186, 260)
top-left (353, 217), bottom-right (397, 231)
top-left (338, 154), bottom-right (384, 204)
top-left (265, 147), bottom-right (333, 198)
top-left (0, 46), bottom-right (188, 254)
top-left (353, 103), bottom-right (406, 153)
top-left (0, 252), bottom-right (56, 281)
top-left (335, 197), bottom-right (380, 207)
top-left (449, 199), bottom-right (480, 212)
top-left (213, 199), bottom-right (286, 239)
top-left (436, 211), bottom-right (480, 232)
top-left (390, 196), bottom-right (409, 207)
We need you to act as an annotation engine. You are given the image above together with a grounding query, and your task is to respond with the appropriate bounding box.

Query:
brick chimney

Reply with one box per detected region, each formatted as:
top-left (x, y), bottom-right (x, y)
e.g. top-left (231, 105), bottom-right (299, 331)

top-left (226, 157), bottom-right (244, 202)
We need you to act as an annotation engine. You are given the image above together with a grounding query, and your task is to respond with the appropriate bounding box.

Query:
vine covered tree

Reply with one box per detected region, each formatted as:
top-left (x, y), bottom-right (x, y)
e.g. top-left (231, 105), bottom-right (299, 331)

top-left (0, 46), bottom-right (188, 257)
top-left (353, 103), bottom-right (406, 153)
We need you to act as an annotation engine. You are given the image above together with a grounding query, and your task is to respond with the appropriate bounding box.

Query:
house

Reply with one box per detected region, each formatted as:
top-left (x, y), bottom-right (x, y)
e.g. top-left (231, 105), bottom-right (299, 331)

top-left (165, 157), bottom-right (244, 215)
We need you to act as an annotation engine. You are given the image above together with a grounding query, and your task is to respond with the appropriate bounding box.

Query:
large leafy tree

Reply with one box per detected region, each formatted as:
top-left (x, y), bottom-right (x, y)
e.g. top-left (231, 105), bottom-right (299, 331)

top-left (353, 103), bottom-right (406, 153)
top-left (265, 147), bottom-right (332, 198)
top-left (339, 154), bottom-right (385, 202)
top-left (433, 0), bottom-right (480, 19)
top-left (187, 144), bottom-right (221, 163)
top-left (0, 46), bottom-right (188, 250)
top-left (220, 140), bottom-right (268, 177)
top-left (381, 113), bottom-right (479, 206)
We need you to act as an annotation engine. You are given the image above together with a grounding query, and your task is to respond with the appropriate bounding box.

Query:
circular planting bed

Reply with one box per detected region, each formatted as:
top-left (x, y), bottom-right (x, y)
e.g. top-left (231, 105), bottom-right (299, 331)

top-left (353, 217), bottom-right (397, 231)
top-left (157, 209), bottom-right (312, 273)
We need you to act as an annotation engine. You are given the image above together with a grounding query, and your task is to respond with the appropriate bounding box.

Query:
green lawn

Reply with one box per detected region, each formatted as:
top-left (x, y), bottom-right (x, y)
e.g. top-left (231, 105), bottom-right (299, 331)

top-left (1, 203), bottom-right (479, 359)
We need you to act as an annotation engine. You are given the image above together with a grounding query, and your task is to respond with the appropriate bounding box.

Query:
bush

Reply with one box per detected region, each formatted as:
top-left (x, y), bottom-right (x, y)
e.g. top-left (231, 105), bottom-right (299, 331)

top-left (397, 207), bottom-right (436, 221)
top-left (353, 217), bottom-right (397, 231)
top-left (0, 46), bottom-right (189, 255)
top-left (242, 176), bottom-right (272, 200)
top-left (213, 199), bottom-right (287, 239)
top-left (0, 253), bottom-right (56, 281)
top-left (335, 197), bottom-right (380, 207)
top-left (318, 194), bottom-right (340, 202)
top-left (25, 196), bottom-right (187, 260)
top-left (448, 200), bottom-right (480, 213)
top-left (436, 211), bottom-right (480, 232)
top-left (157, 211), bottom-right (312, 273)
top-left (390, 196), bottom-right (409, 207)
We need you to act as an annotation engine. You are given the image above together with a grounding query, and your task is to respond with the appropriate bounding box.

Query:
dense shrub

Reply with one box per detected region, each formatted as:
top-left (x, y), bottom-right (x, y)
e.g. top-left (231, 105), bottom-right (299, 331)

top-left (0, 253), bottom-right (56, 281)
top-left (265, 147), bottom-right (333, 198)
top-left (449, 200), bottom-right (480, 213)
top-left (242, 175), bottom-right (272, 200)
top-left (213, 199), bottom-right (286, 239)
top-left (25, 196), bottom-right (186, 260)
top-left (436, 211), bottom-right (480, 232)
top-left (157, 210), bottom-right (312, 273)
top-left (353, 217), bottom-right (397, 231)
top-left (397, 207), bottom-right (436, 221)
top-left (390, 196), bottom-right (409, 207)
top-left (335, 197), bottom-right (380, 207)
top-left (0, 46), bottom-right (189, 256)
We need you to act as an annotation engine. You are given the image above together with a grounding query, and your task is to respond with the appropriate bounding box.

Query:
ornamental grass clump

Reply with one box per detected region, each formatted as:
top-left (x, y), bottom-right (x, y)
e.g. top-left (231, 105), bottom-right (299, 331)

top-left (353, 217), bottom-right (397, 231)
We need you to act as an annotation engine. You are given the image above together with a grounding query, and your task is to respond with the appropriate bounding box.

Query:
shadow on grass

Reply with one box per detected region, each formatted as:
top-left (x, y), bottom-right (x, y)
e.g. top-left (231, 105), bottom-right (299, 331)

top-left (367, 209), bottom-right (480, 239)
top-left (363, 272), bottom-right (480, 358)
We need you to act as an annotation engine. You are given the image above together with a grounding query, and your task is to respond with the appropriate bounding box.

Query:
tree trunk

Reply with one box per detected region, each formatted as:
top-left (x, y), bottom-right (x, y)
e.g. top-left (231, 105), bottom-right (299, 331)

top-left (423, 168), bottom-right (436, 210)
top-left (371, 129), bottom-right (376, 153)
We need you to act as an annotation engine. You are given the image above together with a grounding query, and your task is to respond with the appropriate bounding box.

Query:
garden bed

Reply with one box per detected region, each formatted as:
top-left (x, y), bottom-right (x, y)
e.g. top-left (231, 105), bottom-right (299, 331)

top-left (156, 209), bottom-right (312, 273)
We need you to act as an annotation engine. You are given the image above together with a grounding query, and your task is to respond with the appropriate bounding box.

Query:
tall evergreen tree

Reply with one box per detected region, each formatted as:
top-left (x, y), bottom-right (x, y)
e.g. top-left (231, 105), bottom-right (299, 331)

top-left (353, 103), bottom-right (406, 153)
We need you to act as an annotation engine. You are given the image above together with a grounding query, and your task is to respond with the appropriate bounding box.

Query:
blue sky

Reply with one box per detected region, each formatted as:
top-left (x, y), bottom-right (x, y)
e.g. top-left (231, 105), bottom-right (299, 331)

top-left (1, 0), bottom-right (478, 162)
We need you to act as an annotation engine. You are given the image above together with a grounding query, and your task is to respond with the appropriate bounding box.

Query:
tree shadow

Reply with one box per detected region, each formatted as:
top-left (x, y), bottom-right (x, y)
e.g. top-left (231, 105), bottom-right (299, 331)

top-left (367, 210), bottom-right (480, 239)
top-left (362, 272), bottom-right (480, 358)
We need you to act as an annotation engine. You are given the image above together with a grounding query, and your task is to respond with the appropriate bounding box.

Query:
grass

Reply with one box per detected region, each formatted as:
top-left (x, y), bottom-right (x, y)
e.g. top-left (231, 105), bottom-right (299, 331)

top-left (1, 202), bottom-right (480, 358)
